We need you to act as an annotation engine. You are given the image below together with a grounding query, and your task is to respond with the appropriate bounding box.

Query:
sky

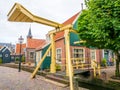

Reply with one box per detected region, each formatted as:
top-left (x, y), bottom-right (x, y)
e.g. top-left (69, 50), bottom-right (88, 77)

top-left (0, 0), bottom-right (85, 44)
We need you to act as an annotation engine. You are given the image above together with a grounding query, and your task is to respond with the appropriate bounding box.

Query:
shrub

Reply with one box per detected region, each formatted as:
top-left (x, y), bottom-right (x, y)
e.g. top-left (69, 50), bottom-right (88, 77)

top-left (15, 57), bottom-right (19, 61)
top-left (22, 55), bottom-right (25, 62)
top-left (101, 58), bottom-right (107, 67)
top-left (56, 64), bottom-right (61, 71)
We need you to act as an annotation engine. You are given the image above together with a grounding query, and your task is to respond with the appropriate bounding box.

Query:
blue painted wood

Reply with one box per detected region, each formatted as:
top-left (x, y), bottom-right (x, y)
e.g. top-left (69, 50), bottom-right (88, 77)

top-left (0, 47), bottom-right (11, 63)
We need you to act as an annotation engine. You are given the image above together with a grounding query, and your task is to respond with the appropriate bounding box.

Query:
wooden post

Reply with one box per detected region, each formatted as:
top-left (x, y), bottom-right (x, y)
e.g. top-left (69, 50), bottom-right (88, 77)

top-left (98, 64), bottom-right (101, 76)
top-left (82, 63), bottom-right (84, 69)
top-left (65, 30), bottom-right (74, 90)
top-left (50, 33), bottom-right (56, 73)
top-left (93, 67), bottom-right (96, 77)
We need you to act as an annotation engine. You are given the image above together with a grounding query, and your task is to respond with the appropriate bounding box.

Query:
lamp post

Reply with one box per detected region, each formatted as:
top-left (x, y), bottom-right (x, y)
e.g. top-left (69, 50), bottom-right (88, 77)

top-left (18, 35), bottom-right (24, 72)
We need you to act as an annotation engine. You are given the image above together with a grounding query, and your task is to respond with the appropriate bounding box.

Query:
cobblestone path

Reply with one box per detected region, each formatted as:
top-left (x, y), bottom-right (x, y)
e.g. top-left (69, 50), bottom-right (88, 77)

top-left (0, 66), bottom-right (69, 90)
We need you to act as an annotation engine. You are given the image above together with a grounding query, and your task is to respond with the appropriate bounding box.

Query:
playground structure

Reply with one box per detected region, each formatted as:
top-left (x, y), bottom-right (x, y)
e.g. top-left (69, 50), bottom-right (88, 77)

top-left (7, 3), bottom-right (101, 90)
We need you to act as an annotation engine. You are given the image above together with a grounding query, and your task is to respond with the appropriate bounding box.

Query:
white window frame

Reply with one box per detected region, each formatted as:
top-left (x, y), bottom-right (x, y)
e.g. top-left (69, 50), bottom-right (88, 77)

top-left (30, 52), bottom-right (34, 59)
top-left (90, 49), bottom-right (96, 61)
top-left (73, 48), bottom-right (85, 64)
top-left (56, 48), bottom-right (62, 63)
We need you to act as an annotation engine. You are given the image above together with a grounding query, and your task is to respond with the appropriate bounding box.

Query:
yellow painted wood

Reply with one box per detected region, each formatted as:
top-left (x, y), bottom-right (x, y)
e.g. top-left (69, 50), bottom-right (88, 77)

top-left (65, 30), bottom-right (74, 90)
top-left (31, 45), bottom-right (52, 79)
top-left (98, 64), bottom-right (101, 76)
top-left (7, 3), bottom-right (61, 27)
top-left (82, 63), bottom-right (84, 69)
top-left (74, 40), bottom-right (86, 44)
top-left (93, 67), bottom-right (96, 77)
top-left (69, 29), bottom-right (78, 34)
top-left (48, 24), bottom-right (72, 34)
top-left (50, 34), bottom-right (56, 73)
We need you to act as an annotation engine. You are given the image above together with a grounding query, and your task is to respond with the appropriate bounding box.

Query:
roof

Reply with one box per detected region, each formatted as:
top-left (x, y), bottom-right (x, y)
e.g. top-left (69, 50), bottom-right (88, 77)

top-left (0, 46), bottom-right (11, 53)
top-left (27, 38), bottom-right (46, 48)
top-left (54, 31), bottom-right (64, 41)
top-left (54, 12), bottom-right (80, 40)
top-left (16, 43), bottom-right (26, 54)
top-left (63, 12), bottom-right (80, 26)
top-left (36, 40), bottom-right (47, 51)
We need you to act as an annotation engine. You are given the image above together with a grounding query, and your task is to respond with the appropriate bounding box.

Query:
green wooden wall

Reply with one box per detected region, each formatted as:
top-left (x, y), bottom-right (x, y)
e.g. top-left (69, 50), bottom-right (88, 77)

top-left (40, 44), bottom-right (51, 70)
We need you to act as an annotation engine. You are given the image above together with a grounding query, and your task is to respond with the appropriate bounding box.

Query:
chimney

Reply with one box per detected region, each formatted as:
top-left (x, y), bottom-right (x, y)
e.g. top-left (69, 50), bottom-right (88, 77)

top-left (81, 3), bottom-right (83, 10)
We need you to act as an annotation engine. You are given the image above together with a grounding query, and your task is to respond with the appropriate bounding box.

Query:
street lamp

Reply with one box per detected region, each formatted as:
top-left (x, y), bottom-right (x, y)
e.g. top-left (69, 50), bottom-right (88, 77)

top-left (18, 35), bottom-right (24, 72)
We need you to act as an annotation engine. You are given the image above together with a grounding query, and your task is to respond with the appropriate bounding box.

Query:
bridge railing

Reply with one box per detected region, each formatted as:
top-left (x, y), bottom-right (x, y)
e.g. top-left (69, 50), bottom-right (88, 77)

top-left (57, 58), bottom-right (101, 77)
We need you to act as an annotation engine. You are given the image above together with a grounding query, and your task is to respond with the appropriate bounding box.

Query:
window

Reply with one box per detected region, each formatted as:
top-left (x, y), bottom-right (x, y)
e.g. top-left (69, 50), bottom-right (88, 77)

top-left (90, 50), bottom-right (96, 61)
top-left (73, 48), bottom-right (84, 63)
top-left (5, 54), bottom-right (8, 57)
top-left (56, 48), bottom-right (62, 63)
top-left (30, 52), bottom-right (34, 59)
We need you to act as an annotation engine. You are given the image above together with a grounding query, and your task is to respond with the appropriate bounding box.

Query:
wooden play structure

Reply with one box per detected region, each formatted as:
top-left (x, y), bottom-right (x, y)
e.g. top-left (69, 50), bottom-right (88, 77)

top-left (7, 3), bottom-right (100, 90)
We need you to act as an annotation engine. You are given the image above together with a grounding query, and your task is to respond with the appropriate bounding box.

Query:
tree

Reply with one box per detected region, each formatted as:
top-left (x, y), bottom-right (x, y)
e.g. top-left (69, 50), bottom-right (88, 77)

top-left (78, 0), bottom-right (120, 77)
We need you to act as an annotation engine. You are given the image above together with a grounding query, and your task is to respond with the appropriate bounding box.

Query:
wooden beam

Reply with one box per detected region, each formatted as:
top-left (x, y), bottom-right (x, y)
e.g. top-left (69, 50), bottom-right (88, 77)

top-left (7, 3), bottom-right (61, 27)
top-left (74, 40), bottom-right (86, 44)
top-left (69, 29), bottom-right (78, 34)
top-left (48, 24), bottom-right (72, 35)
top-left (65, 30), bottom-right (74, 90)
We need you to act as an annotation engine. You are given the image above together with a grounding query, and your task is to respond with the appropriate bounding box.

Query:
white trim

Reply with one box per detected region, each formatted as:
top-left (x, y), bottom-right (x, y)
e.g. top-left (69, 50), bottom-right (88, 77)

top-left (36, 50), bottom-right (42, 65)
top-left (90, 49), bottom-right (96, 61)
top-left (56, 48), bottom-right (62, 64)
top-left (102, 50), bottom-right (104, 58)
top-left (72, 11), bottom-right (82, 25)
top-left (2, 47), bottom-right (7, 53)
top-left (72, 47), bottom-right (85, 63)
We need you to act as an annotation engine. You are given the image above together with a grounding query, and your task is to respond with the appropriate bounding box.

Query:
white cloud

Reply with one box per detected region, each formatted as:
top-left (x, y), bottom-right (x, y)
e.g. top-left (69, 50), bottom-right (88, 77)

top-left (0, 0), bottom-right (85, 44)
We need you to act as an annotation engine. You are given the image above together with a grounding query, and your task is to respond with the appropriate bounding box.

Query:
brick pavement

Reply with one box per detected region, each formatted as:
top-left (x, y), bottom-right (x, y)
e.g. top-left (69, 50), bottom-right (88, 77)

top-left (0, 66), bottom-right (69, 90)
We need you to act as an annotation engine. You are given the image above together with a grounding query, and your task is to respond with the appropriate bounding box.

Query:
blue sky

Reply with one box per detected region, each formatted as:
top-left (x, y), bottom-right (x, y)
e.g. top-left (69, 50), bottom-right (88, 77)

top-left (0, 0), bottom-right (85, 44)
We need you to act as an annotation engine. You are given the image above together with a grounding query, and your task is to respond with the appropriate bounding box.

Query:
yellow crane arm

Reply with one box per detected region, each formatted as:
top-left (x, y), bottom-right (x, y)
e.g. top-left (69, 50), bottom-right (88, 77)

top-left (7, 3), bottom-right (62, 27)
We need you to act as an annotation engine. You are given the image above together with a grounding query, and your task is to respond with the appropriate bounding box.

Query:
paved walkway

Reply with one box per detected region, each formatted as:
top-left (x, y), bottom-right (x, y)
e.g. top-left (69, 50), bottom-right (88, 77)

top-left (101, 66), bottom-right (115, 78)
top-left (0, 66), bottom-right (69, 90)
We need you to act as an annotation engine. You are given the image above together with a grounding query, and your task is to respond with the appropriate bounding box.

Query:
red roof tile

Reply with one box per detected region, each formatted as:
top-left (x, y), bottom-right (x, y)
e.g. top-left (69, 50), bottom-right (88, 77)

top-left (16, 43), bottom-right (26, 54)
top-left (63, 12), bottom-right (80, 26)
top-left (27, 38), bottom-right (46, 49)
top-left (54, 12), bottom-right (80, 40)
top-left (54, 31), bottom-right (64, 40)
top-left (36, 40), bottom-right (47, 50)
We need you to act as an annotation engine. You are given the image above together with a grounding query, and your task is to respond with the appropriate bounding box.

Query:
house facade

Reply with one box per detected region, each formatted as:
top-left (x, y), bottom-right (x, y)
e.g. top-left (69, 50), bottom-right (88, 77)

top-left (35, 12), bottom-right (114, 71)
top-left (15, 27), bottom-right (46, 63)
top-left (0, 46), bottom-right (11, 63)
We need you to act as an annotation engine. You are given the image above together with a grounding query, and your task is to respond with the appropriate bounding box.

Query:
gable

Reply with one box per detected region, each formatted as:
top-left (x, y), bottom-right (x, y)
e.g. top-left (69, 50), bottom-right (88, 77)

top-left (54, 12), bottom-right (80, 41)
top-left (63, 12), bottom-right (80, 26)
top-left (2, 48), bottom-right (10, 53)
